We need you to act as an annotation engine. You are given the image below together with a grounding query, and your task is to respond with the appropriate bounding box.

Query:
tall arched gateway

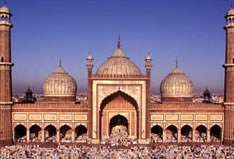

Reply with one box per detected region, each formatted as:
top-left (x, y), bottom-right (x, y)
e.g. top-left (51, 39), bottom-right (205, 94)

top-left (87, 39), bottom-right (152, 144)
top-left (100, 91), bottom-right (138, 140)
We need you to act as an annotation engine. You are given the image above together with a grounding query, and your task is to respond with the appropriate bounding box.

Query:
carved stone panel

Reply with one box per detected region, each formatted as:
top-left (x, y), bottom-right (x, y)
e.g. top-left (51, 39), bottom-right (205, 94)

top-left (13, 113), bottom-right (27, 121)
top-left (44, 113), bottom-right (57, 121)
top-left (75, 114), bottom-right (87, 121)
top-left (166, 114), bottom-right (179, 121)
top-left (151, 114), bottom-right (164, 121)
top-left (195, 114), bottom-right (208, 121)
top-left (181, 114), bottom-right (193, 121)
top-left (29, 113), bottom-right (42, 121)
top-left (59, 114), bottom-right (72, 121)
top-left (210, 114), bottom-right (223, 121)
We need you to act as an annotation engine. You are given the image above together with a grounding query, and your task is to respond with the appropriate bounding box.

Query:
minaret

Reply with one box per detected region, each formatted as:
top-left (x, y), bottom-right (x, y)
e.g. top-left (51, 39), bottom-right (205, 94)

top-left (0, 3), bottom-right (13, 145)
top-left (86, 54), bottom-right (94, 140)
top-left (223, 8), bottom-right (234, 144)
top-left (145, 54), bottom-right (152, 140)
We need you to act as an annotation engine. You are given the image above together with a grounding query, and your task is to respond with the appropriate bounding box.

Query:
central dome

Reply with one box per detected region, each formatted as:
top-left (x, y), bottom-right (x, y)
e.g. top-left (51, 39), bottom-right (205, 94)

top-left (96, 37), bottom-right (142, 75)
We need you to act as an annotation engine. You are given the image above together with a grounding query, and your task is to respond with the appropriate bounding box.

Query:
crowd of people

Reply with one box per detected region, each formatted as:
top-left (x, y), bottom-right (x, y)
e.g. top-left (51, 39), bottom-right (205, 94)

top-left (102, 128), bottom-right (137, 146)
top-left (0, 144), bottom-right (233, 158)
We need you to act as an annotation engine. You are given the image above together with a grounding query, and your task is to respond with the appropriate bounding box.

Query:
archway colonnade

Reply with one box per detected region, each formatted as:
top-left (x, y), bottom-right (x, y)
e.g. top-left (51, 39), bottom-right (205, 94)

top-left (151, 124), bottom-right (222, 143)
top-left (13, 124), bottom-right (87, 143)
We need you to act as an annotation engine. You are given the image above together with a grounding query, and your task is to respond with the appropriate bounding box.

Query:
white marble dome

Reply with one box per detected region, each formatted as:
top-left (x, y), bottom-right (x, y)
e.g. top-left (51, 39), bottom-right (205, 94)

top-left (43, 60), bottom-right (77, 97)
top-left (96, 41), bottom-right (142, 75)
top-left (160, 62), bottom-right (193, 98)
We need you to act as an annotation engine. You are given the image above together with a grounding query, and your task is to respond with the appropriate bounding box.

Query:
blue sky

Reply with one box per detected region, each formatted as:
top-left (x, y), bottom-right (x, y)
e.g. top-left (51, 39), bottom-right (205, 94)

top-left (6, 0), bottom-right (231, 94)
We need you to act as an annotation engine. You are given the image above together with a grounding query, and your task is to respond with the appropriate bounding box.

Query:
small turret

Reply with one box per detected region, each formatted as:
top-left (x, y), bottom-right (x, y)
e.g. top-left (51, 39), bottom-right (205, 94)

top-left (203, 88), bottom-right (211, 103)
top-left (24, 88), bottom-right (36, 103)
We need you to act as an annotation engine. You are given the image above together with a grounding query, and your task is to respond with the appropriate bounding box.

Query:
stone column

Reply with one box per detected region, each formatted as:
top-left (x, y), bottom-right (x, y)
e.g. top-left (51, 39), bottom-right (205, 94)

top-left (178, 129), bottom-right (181, 142)
top-left (56, 129), bottom-right (60, 143)
top-left (207, 129), bottom-right (210, 142)
top-left (26, 129), bottom-right (30, 142)
top-left (163, 130), bottom-right (166, 143)
top-left (192, 128), bottom-right (196, 142)
top-left (72, 129), bottom-right (75, 143)
top-left (12, 128), bottom-right (15, 142)
top-left (41, 129), bottom-right (45, 143)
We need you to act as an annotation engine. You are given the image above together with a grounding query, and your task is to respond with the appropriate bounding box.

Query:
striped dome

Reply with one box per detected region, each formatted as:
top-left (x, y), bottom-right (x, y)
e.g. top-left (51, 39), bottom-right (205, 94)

top-left (160, 61), bottom-right (193, 98)
top-left (43, 59), bottom-right (77, 98)
top-left (96, 37), bottom-right (142, 75)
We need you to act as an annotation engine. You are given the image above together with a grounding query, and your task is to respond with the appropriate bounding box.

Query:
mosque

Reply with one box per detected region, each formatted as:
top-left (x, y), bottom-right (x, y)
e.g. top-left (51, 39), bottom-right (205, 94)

top-left (0, 4), bottom-right (233, 145)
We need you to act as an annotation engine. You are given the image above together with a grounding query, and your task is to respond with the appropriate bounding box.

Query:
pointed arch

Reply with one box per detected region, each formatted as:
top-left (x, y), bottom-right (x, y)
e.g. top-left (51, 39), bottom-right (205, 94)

top-left (151, 125), bottom-right (163, 142)
top-left (100, 90), bottom-right (138, 112)
top-left (109, 114), bottom-right (128, 135)
top-left (29, 124), bottom-right (42, 142)
top-left (195, 125), bottom-right (207, 142)
top-left (14, 124), bottom-right (26, 142)
top-left (100, 90), bottom-right (138, 140)
top-left (75, 125), bottom-right (87, 142)
top-left (181, 125), bottom-right (193, 142)
top-left (165, 125), bottom-right (178, 142)
top-left (210, 125), bottom-right (222, 142)
top-left (60, 125), bottom-right (72, 142)
top-left (45, 125), bottom-right (57, 142)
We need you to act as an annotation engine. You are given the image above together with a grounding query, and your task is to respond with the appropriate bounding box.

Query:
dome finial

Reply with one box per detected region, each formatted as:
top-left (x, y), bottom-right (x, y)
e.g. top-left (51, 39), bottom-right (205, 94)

top-left (176, 57), bottom-right (178, 68)
top-left (59, 56), bottom-right (62, 67)
top-left (117, 34), bottom-right (120, 48)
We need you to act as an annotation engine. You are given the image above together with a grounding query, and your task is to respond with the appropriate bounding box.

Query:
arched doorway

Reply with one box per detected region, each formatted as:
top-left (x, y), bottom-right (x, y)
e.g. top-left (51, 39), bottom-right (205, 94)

top-left (14, 125), bottom-right (26, 142)
top-left (45, 125), bottom-right (57, 142)
top-left (165, 125), bottom-right (178, 142)
top-left (100, 91), bottom-right (138, 141)
top-left (108, 115), bottom-right (129, 146)
top-left (151, 125), bottom-right (163, 143)
top-left (60, 125), bottom-right (72, 142)
top-left (210, 125), bottom-right (222, 142)
top-left (181, 125), bottom-right (192, 142)
top-left (75, 125), bottom-right (87, 142)
top-left (29, 125), bottom-right (42, 142)
top-left (195, 125), bottom-right (207, 142)
top-left (110, 115), bottom-right (128, 134)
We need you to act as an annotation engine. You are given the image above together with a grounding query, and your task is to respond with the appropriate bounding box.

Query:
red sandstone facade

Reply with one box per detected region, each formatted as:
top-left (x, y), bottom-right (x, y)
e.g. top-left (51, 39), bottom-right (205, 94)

top-left (0, 4), bottom-right (233, 146)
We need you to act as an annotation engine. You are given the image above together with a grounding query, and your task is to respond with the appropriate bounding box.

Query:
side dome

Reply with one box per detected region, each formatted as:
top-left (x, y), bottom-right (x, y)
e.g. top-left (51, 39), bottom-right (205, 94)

top-left (43, 58), bottom-right (77, 102)
top-left (160, 60), bottom-right (193, 103)
top-left (96, 37), bottom-right (142, 75)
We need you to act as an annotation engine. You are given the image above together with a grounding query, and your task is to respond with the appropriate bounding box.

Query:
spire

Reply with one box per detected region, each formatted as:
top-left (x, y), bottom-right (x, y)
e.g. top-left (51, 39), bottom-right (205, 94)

top-left (176, 57), bottom-right (178, 68)
top-left (59, 56), bottom-right (62, 67)
top-left (117, 34), bottom-right (120, 48)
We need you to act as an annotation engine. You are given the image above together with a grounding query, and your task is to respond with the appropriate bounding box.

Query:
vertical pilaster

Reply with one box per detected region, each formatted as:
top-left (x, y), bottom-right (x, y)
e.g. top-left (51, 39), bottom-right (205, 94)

top-left (207, 130), bottom-right (210, 142)
top-left (72, 130), bottom-right (75, 142)
top-left (56, 129), bottom-right (60, 142)
top-left (41, 129), bottom-right (45, 143)
top-left (163, 129), bottom-right (166, 142)
top-left (178, 129), bottom-right (181, 142)
top-left (192, 128), bottom-right (196, 142)
top-left (26, 129), bottom-right (30, 142)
